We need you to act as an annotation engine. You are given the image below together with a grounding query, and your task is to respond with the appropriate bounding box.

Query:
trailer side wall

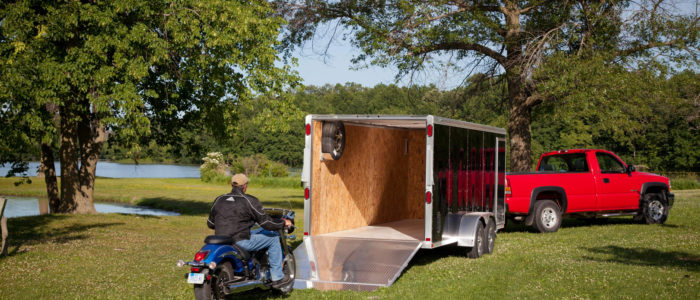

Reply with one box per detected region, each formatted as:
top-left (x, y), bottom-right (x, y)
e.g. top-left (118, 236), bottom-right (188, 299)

top-left (432, 125), bottom-right (506, 241)
top-left (311, 122), bottom-right (426, 235)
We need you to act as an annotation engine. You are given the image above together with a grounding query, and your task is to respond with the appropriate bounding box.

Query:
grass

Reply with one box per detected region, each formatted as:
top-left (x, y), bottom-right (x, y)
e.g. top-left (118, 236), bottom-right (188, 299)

top-left (0, 178), bottom-right (698, 299)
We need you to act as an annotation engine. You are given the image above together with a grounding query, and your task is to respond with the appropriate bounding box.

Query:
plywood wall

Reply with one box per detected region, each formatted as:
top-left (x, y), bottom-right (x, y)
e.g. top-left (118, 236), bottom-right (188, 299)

top-left (311, 122), bottom-right (426, 235)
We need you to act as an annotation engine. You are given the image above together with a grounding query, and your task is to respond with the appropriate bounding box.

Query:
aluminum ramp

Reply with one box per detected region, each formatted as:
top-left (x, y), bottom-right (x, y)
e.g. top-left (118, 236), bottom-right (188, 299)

top-left (293, 219), bottom-right (423, 291)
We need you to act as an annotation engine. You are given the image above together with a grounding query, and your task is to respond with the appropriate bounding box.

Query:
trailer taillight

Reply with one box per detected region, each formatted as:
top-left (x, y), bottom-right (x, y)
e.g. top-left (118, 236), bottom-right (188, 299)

top-left (304, 187), bottom-right (309, 200)
top-left (427, 124), bottom-right (433, 137)
top-left (305, 124), bottom-right (311, 136)
top-left (426, 191), bottom-right (432, 204)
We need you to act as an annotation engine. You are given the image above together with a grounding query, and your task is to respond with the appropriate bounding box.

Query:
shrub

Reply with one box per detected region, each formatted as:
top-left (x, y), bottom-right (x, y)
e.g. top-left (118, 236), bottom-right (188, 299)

top-left (231, 154), bottom-right (289, 177)
top-left (671, 178), bottom-right (700, 190)
top-left (200, 152), bottom-right (230, 183)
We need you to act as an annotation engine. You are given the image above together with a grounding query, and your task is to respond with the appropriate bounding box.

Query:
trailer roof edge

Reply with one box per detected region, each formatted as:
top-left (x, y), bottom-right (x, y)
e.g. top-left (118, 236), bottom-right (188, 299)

top-left (307, 114), bottom-right (506, 135)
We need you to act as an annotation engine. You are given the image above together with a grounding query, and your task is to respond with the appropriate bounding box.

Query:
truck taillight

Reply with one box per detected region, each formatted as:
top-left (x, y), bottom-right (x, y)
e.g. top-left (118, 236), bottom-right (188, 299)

top-left (194, 250), bottom-right (210, 262)
top-left (427, 125), bottom-right (433, 137)
top-left (426, 191), bottom-right (432, 204)
top-left (305, 124), bottom-right (311, 136)
top-left (505, 179), bottom-right (511, 196)
top-left (304, 187), bottom-right (309, 200)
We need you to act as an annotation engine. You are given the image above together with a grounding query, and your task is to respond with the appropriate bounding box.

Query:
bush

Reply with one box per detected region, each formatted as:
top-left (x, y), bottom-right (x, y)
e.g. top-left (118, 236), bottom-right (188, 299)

top-left (671, 178), bottom-right (700, 190)
top-left (231, 154), bottom-right (289, 177)
top-left (200, 152), bottom-right (230, 183)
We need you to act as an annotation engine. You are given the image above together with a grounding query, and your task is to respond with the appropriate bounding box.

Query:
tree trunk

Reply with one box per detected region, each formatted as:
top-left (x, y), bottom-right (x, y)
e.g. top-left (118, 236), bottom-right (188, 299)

top-left (503, 1), bottom-right (533, 172)
top-left (507, 89), bottom-right (533, 171)
top-left (76, 102), bottom-right (103, 214)
top-left (40, 143), bottom-right (60, 212)
top-left (58, 103), bottom-right (81, 213)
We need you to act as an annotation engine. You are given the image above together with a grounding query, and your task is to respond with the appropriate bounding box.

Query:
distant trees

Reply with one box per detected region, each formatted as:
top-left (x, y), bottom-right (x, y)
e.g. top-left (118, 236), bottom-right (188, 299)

top-left (0, 0), bottom-right (297, 213)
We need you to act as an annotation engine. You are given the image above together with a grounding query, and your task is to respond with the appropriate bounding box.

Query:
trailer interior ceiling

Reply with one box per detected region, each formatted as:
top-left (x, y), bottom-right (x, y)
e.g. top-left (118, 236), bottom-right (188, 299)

top-left (311, 120), bottom-right (426, 236)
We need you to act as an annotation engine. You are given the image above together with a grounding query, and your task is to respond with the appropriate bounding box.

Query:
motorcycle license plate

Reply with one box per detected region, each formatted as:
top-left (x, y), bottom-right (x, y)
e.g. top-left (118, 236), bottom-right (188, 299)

top-left (187, 273), bottom-right (205, 284)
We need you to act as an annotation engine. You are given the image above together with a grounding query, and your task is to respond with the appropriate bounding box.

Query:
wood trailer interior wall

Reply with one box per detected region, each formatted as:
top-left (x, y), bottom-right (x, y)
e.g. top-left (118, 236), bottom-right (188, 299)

top-left (311, 121), bottom-right (426, 235)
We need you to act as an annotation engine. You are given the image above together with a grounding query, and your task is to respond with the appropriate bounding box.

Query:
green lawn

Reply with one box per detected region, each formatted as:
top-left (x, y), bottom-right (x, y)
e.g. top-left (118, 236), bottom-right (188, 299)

top-left (0, 178), bottom-right (698, 299)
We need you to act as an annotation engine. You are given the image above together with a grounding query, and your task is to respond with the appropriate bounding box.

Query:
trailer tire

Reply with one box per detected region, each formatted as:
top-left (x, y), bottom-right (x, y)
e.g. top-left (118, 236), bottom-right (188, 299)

top-left (466, 222), bottom-right (485, 259)
top-left (641, 193), bottom-right (668, 224)
top-left (484, 220), bottom-right (496, 254)
top-left (533, 200), bottom-right (561, 233)
top-left (322, 121), bottom-right (345, 160)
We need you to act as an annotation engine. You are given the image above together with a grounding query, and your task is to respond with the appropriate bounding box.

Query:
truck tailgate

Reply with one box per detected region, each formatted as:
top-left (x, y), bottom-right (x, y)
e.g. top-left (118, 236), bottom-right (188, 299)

top-left (293, 220), bottom-right (423, 291)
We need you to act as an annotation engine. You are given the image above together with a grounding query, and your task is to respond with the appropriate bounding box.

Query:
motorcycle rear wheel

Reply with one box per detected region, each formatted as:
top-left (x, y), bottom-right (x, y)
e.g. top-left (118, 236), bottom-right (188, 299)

top-left (194, 261), bottom-right (234, 300)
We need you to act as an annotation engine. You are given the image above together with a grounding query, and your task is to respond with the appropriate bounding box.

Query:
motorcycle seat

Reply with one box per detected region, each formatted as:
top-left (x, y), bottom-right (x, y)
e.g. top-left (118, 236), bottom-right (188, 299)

top-left (203, 235), bottom-right (252, 260)
top-left (204, 235), bottom-right (234, 245)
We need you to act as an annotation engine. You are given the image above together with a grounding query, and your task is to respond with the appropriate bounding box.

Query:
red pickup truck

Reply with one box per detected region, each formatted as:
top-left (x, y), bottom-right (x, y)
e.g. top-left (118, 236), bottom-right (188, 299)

top-left (506, 149), bottom-right (674, 233)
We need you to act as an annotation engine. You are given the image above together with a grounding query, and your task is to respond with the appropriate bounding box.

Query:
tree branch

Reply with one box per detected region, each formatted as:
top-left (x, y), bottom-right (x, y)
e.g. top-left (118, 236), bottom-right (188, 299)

top-left (409, 41), bottom-right (506, 66)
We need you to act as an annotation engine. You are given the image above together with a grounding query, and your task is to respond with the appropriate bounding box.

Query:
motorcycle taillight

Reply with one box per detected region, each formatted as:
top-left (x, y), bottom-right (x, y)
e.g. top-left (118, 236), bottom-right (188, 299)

top-left (194, 250), bottom-right (210, 262)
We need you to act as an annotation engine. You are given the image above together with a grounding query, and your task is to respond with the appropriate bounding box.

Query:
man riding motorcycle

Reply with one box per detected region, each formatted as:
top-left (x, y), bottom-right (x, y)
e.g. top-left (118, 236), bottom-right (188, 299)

top-left (207, 173), bottom-right (293, 289)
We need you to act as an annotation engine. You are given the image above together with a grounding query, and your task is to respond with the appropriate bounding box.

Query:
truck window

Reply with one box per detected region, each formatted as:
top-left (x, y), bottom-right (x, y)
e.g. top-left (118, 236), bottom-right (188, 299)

top-left (596, 153), bottom-right (625, 173)
top-left (539, 153), bottom-right (589, 172)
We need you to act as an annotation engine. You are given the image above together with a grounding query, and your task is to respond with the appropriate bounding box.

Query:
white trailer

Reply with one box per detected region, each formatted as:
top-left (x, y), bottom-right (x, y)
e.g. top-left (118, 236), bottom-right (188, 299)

top-left (293, 115), bottom-right (507, 291)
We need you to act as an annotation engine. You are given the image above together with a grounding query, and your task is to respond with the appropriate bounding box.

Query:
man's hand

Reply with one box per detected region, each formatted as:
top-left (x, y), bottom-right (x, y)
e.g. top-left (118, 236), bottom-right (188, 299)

top-left (284, 219), bottom-right (292, 227)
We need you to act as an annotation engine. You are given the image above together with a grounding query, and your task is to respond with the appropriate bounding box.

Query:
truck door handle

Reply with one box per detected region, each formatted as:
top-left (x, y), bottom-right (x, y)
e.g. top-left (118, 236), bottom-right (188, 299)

top-left (603, 178), bottom-right (610, 183)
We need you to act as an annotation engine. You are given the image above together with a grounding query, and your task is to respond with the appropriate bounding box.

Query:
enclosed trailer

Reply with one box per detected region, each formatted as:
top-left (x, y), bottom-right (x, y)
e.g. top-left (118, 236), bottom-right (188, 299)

top-left (293, 115), bottom-right (507, 291)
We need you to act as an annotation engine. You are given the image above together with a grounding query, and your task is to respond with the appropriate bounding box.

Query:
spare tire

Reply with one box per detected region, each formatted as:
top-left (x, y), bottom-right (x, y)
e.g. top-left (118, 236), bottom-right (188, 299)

top-left (322, 121), bottom-right (345, 160)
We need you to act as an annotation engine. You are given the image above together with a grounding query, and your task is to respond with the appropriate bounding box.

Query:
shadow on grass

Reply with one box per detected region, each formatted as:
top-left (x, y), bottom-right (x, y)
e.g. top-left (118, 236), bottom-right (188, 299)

top-left (501, 217), bottom-right (644, 233)
top-left (261, 197), bottom-right (304, 211)
top-left (583, 245), bottom-right (700, 272)
top-left (403, 245), bottom-right (465, 271)
top-left (137, 197), bottom-right (212, 215)
top-left (1, 214), bottom-right (123, 260)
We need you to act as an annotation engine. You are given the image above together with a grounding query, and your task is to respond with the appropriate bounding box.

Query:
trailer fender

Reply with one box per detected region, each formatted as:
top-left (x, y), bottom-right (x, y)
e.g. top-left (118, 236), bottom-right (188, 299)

top-left (443, 213), bottom-right (489, 247)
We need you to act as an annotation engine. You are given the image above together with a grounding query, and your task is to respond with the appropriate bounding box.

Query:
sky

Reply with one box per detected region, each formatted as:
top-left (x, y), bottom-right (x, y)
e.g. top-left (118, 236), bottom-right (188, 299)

top-left (291, 39), bottom-right (467, 89)
top-left (292, 40), bottom-right (401, 88)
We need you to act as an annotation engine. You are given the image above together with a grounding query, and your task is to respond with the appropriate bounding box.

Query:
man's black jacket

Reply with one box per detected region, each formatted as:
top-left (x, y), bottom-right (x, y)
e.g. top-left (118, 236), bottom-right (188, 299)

top-left (207, 187), bottom-right (285, 242)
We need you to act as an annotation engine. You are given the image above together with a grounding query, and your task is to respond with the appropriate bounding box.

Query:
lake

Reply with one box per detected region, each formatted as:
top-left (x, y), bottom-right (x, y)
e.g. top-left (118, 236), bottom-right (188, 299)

top-left (2, 196), bottom-right (180, 218)
top-left (0, 161), bottom-right (200, 178)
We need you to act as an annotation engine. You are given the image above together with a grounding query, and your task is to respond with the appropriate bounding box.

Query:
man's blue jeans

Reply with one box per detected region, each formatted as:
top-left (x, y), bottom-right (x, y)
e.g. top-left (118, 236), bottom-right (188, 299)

top-left (235, 228), bottom-right (284, 281)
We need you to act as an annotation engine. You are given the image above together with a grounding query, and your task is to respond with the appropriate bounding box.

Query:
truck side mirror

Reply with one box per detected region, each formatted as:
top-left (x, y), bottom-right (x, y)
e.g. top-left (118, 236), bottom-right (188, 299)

top-left (627, 165), bottom-right (636, 174)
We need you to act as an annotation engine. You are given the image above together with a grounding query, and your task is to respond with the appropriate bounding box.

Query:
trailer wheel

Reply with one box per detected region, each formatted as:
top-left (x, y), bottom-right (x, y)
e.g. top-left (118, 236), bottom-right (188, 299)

top-left (466, 222), bottom-right (485, 259)
top-left (322, 121), bottom-right (345, 160)
top-left (533, 200), bottom-right (561, 233)
top-left (484, 220), bottom-right (496, 254)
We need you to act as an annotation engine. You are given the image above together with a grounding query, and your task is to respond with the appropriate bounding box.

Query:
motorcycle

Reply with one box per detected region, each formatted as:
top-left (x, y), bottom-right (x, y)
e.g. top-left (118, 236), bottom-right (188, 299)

top-left (177, 208), bottom-right (296, 299)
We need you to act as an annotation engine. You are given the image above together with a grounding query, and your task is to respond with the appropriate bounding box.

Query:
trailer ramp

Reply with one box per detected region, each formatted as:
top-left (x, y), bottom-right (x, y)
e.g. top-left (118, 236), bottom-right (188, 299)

top-left (293, 220), bottom-right (423, 291)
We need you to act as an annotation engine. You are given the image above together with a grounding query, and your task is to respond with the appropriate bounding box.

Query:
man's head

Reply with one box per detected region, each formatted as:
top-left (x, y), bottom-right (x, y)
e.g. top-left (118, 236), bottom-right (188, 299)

top-left (231, 173), bottom-right (249, 191)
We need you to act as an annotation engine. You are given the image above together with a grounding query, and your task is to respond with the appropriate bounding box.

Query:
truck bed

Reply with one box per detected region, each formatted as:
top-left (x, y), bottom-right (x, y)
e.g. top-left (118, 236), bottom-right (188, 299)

top-left (320, 219), bottom-right (423, 241)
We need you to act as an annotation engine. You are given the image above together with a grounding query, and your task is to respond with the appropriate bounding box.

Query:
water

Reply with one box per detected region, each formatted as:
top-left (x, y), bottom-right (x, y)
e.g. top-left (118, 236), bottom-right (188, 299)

top-left (1, 196), bottom-right (180, 218)
top-left (0, 161), bottom-right (200, 178)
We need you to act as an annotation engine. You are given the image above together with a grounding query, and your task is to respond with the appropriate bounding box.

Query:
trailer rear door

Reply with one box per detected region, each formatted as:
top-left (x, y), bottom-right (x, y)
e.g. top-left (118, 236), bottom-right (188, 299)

top-left (293, 236), bottom-right (421, 291)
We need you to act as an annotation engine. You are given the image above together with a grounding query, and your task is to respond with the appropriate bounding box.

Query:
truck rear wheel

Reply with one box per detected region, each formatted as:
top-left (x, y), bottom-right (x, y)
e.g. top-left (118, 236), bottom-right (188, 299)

top-left (533, 200), bottom-right (561, 233)
top-left (466, 222), bottom-right (485, 259)
top-left (641, 193), bottom-right (668, 224)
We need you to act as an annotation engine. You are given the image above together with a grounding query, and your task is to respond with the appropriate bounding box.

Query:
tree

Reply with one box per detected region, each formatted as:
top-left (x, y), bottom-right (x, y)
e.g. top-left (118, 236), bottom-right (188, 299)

top-left (276, 0), bottom-right (698, 171)
top-left (0, 0), bottom-right (297, 213)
